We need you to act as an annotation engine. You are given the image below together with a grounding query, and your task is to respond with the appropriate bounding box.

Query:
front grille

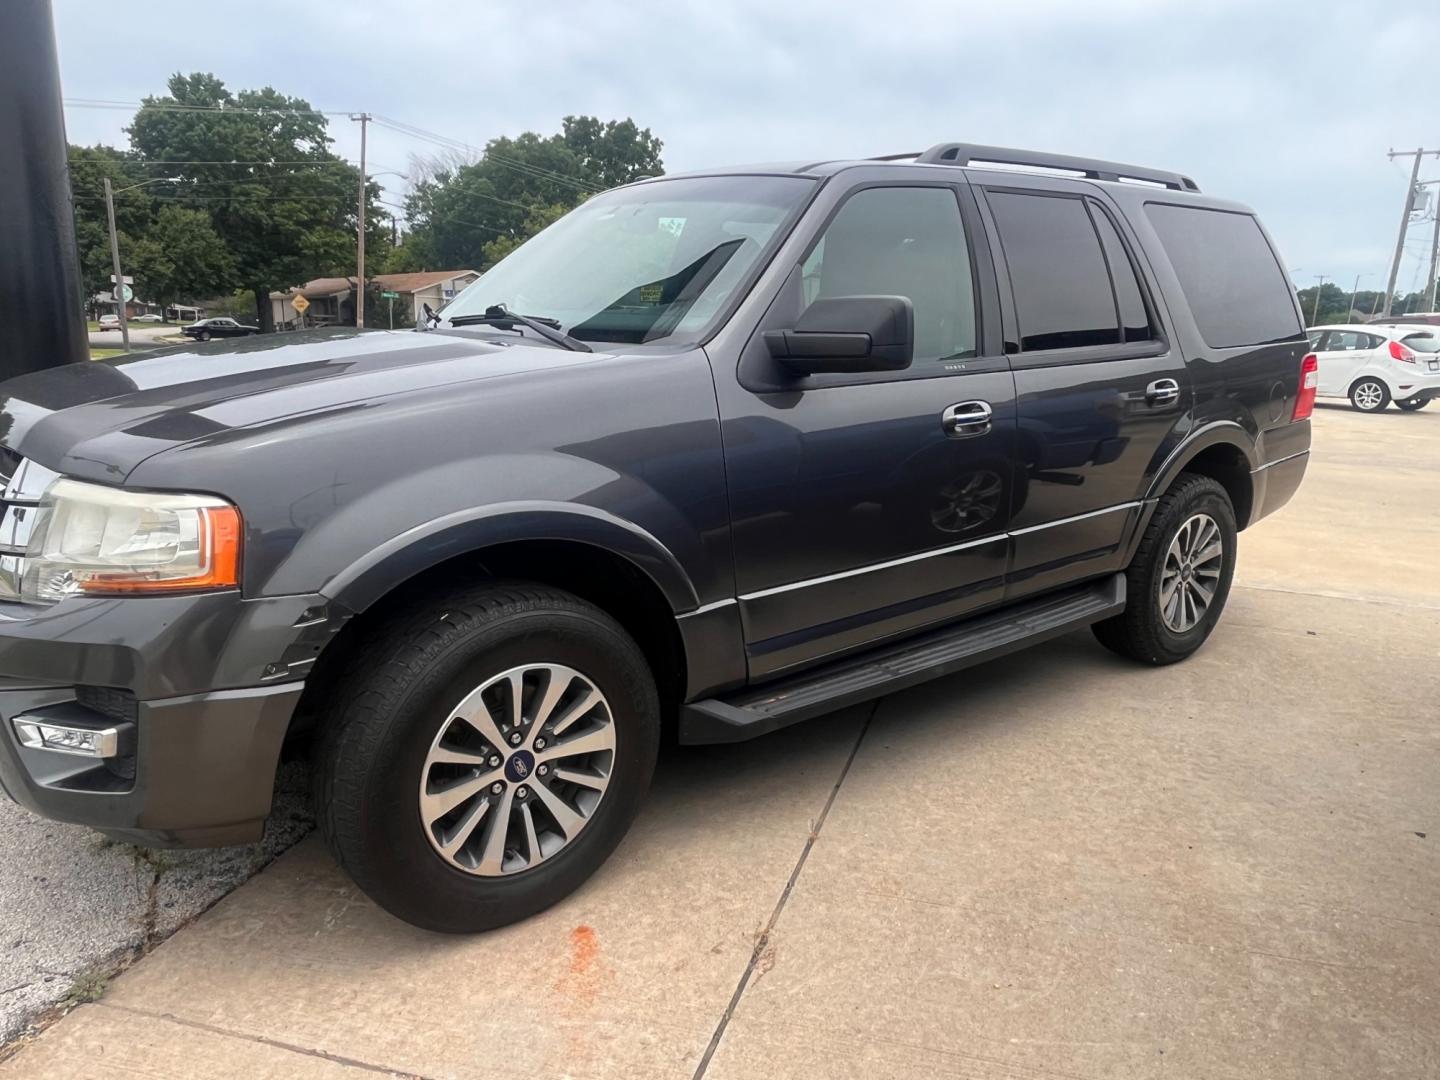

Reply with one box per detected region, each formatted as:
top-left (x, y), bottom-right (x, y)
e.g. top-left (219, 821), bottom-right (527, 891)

top-left (0, 455), bottom-right (58, 603)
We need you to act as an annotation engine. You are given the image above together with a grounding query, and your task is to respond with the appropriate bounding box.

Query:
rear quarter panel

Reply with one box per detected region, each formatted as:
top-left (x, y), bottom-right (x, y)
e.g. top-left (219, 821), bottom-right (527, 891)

top-left (1107, 186), bottom-right (1310, 472)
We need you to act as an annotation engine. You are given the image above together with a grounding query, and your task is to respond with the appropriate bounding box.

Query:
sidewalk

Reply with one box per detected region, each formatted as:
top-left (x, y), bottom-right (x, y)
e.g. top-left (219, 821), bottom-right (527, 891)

top-left (3, 407), bottom-right (1438, 1079)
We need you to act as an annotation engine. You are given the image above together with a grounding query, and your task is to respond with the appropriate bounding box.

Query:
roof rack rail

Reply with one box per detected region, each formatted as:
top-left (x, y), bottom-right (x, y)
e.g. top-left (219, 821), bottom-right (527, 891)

top-left (912, 143), bottom-right (1200, 192)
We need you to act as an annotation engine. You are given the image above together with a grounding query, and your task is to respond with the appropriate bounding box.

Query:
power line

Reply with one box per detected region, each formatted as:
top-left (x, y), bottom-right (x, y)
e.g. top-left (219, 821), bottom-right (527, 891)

top-left (66, 101), bottom-right (603, 196)
top-left (75, 193), bottom-right (356, 203)
top-left (379, 199), bottom-right (487, 232)
top-left (63, 97), bottom-right (351, 118)
top-left (68, 158), bottom-right (362, 167)
top-left (371, 115), bottom-right (600, 196)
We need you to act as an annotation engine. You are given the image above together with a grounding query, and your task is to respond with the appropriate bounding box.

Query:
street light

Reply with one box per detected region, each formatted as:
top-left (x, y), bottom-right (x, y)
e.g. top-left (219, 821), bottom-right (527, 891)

top-left (102, 175), bottom-right (182, 353)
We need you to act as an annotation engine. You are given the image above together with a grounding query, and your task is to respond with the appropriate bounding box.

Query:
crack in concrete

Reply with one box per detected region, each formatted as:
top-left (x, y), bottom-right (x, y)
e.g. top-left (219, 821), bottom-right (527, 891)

top-left (692, 701), bottom-right (878, 1080)
top-left (98, 1002), bottom-right (433, 1078)
top-left (1234, 581), bottom-right (1440, 611)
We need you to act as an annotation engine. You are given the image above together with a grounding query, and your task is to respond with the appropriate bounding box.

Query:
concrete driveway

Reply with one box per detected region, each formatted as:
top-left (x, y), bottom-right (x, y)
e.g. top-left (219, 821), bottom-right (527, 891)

top-left (4, 404), bottom-right (1437, 1078)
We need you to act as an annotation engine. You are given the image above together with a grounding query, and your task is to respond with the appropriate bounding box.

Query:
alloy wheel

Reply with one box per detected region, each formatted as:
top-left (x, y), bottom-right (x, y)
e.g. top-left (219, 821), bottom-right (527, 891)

top-left (1158, 512), bottom-right (1224, 634)
top-left (1354, 381), bottom-right (1385, 410)
top-left (418, 663), bottom-right (615, 877)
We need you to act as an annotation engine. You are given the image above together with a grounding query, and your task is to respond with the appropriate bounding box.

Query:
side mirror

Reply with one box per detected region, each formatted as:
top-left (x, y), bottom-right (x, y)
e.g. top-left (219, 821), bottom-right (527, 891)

top-left (764, 296), bottom-right (914, 375)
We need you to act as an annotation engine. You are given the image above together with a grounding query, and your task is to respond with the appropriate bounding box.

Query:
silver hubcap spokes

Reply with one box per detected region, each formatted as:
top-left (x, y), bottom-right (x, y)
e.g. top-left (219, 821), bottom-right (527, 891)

top-left (1159, 512), bottom-right (1223, 634)
top-left (419, 663), bottom-right (615, 877)
top-left (1356, 382), bottom-right (1383, 409)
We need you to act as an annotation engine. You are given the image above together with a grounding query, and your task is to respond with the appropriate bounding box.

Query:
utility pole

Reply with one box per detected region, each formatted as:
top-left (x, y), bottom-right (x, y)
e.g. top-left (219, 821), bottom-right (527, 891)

top-left (1427, 193), bottom-right (1440, 313)
top-left (351, 113), bottom-right (370, 328)
top-left (1348, 273), bottom-right (1369, 320)
top-left (1382, 149), bottom-right (1439, 318)
top-left (1310, 275), bottom-right (1327, 325)
top-left (102, 177), bottom-right (131, 354)
top-left (100, 175), bottom-right (179, 355)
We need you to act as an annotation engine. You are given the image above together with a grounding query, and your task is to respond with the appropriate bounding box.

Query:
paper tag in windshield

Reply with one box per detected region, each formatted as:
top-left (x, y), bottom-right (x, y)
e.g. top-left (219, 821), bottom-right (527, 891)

top-left (639, 285), bottom-right (664, 303)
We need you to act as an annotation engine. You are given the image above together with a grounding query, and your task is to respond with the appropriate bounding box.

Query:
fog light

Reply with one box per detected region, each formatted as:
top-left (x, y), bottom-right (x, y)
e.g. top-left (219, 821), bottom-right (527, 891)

top-left (13, 718), bottom-right (123, 758)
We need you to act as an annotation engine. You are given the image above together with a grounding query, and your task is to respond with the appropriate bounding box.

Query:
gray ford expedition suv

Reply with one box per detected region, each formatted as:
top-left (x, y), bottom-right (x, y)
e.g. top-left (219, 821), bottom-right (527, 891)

top-left (0, 143), bottom-right (1312, 931)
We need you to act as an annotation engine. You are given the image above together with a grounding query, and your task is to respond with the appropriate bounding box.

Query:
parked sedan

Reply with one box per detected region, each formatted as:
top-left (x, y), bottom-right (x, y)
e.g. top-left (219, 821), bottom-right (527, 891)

top-left (1306, 323), bottom-right (1440, 411)
top-left (182, 317), bottom-right (261, 342)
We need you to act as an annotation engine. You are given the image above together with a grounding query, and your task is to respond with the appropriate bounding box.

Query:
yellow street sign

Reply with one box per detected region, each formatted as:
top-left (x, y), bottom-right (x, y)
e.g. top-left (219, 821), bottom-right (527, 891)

top-left (292, 294), bottom-right (311, 315)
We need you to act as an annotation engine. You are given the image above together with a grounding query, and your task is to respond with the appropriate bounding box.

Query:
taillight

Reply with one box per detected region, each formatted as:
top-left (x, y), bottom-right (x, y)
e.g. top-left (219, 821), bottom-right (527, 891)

top-left (1389, 340), bottom-right (1417, 364)
top-left (1293, 353), bottom-right (1318, 421)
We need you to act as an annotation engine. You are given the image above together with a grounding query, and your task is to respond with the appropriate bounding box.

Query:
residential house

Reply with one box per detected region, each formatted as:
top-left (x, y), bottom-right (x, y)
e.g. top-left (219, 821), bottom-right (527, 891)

top-left (270, 270), bottom-right (479, 329)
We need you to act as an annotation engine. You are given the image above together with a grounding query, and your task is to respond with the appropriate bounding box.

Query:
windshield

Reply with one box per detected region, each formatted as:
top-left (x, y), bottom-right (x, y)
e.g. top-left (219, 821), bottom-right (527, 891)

top-left (438, 175), bottom-right (814, 347)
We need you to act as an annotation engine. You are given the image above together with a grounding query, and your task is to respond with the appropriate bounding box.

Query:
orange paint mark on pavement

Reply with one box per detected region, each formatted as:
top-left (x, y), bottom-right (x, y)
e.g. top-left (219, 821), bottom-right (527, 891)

top-left (569, 924), bottom-right (600, 976)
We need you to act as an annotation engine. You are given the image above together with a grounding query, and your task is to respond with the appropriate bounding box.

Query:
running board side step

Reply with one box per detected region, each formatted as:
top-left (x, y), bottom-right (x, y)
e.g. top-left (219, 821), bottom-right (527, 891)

top-left (680, 574), bottom-right (1126, 744)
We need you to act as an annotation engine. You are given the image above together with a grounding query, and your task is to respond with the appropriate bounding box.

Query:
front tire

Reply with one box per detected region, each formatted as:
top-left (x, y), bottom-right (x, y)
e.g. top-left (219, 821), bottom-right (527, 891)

top-left (314, 583), bottom-right (660, 932)
top-left (1349, 378), bottom-right (1389, 412)
top-left (197, 330), bottom-right (211, 342)
top-left (1396, 397), bottom-right (1430, 412)
top-left (1093, 473), bottom-right (1237, 665)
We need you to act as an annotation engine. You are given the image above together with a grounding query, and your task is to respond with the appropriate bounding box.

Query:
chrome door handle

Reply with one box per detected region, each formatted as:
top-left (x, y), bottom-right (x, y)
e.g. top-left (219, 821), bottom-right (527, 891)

top-left (1145, 378), bottom-right (1180, 406)
top-left (942, 400), bottom-right (992, 438)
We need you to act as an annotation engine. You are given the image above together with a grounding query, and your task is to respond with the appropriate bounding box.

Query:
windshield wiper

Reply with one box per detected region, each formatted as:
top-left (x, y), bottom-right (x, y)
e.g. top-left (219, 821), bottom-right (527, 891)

top-left (447, 304), bottom-right (592, 353)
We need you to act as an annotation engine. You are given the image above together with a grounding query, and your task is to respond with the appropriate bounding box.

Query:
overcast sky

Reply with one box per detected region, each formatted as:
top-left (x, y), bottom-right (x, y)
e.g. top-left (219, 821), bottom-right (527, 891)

top-left (55, 0), bottom-right (1440, 298)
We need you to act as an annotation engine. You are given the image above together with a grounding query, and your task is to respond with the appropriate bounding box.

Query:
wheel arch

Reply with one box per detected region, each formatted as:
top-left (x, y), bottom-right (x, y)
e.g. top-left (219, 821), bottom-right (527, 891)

top-left (1147, 424), bottom-right (1257, 529)
top-left (291, 509), bottom-right (703, 747)
top-left (321, 502), bottom-right (701, 615)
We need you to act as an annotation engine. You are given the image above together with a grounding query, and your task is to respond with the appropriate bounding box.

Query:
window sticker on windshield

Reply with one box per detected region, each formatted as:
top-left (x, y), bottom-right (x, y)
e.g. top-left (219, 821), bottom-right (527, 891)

top-left (639, 284), bottom-right (664, 303)
top-left (658, 217), bottom-right (686, 237)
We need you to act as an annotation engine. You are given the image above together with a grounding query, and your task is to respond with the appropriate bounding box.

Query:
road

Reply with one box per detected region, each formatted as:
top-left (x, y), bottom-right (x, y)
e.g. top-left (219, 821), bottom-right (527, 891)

top-left (3, 403), bottom-right (1438, 1077)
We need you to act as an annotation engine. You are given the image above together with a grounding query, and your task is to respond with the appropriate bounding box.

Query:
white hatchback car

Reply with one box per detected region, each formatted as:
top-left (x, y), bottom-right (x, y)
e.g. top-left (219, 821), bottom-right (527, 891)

top-left (1305, 324), bottom-right (1440, 411)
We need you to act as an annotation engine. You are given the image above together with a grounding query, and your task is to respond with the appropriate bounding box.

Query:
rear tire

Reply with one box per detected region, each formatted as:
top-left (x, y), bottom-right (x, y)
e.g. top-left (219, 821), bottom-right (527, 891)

top-left (314, 582), bottom-right (660, 932)
top-left (1349, 378), bottom-right (1389, 411)
top-left (1092, 473), bottom-right (1237, 665)
top-left (1396, 398), bottom-right (1430, 412)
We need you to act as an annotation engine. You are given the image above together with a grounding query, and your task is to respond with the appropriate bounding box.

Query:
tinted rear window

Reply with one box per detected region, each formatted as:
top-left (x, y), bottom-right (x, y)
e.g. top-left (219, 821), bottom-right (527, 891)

top-left (1145, 204), bottom-right (1301, 349)
top-left (1090, 205), bottom-right (1153, 343)
top-left (988, 191), bottom-right (1118, 351)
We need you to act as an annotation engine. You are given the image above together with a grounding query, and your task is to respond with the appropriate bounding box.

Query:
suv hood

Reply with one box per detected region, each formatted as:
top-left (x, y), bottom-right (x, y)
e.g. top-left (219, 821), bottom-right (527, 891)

top-left (0, 328), bottom-right (609, 482)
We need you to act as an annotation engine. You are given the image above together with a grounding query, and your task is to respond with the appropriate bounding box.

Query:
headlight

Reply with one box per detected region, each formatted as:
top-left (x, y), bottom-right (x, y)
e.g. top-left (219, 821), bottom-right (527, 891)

top-left (24, 479), bottom-right (241, 603)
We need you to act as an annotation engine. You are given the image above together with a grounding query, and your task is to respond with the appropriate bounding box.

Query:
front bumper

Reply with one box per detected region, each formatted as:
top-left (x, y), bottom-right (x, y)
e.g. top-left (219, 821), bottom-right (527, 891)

top-left (0, 590), bottom-right (342, 846)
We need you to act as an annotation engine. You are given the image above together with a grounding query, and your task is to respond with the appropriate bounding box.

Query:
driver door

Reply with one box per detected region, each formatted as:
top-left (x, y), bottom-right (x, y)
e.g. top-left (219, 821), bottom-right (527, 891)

top-left (714, 181), bottom-right (1018, 678)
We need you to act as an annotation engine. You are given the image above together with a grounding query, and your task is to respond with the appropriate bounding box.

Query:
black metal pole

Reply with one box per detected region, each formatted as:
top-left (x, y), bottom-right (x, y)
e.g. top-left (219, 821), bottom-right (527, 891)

top-left (0, 0), bottom-right (89, 380)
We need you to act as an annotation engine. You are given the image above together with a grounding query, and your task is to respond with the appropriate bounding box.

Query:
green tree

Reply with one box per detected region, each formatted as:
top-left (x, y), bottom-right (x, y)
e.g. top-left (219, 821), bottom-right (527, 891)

top-left (67, 145), bottom-right (152, 306)
top-left (403, 116), bottom-right (663, 272)
top-left (480, 202), bottom-right (569, 266)
top-left (1296, 282), bottom-right (1352, 326)
top-left (127, 206), bottom-right (236, 317)
top-left (127, 73), bottom-right (382, 331)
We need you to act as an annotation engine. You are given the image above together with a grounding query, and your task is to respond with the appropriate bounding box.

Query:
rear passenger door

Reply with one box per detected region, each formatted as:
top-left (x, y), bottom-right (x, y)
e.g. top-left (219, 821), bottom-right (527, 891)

top-left (1313, 330), bottom-right (1373, 395)
top-left (974, 176), bottom-right (1188, 598)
